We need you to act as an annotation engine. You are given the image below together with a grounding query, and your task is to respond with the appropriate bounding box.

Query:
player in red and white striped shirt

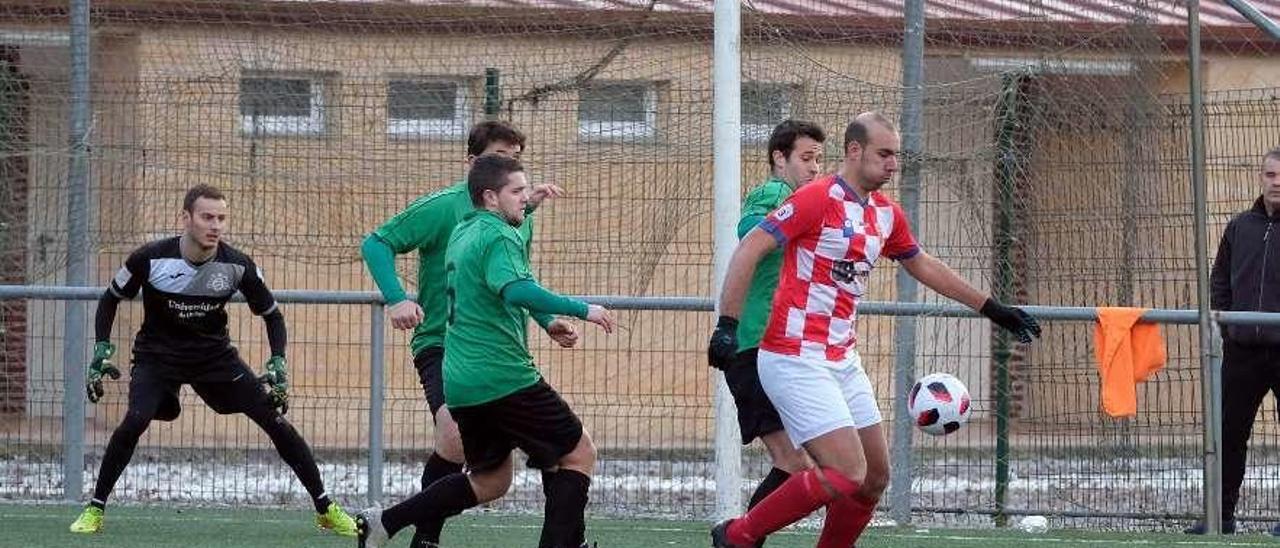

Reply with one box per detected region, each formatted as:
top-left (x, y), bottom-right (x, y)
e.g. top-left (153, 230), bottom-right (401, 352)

top-left (708, 112), bottom-right (1040, 548)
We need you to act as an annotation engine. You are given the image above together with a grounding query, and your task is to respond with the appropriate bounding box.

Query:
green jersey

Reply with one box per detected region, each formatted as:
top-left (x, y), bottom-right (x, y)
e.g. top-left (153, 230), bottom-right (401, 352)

top-left (442, 210), bottom-right (541, 407)
top-left (737, 176), bottom-right (793, 350)
top-left (371, 181), bottom-right (533, 354)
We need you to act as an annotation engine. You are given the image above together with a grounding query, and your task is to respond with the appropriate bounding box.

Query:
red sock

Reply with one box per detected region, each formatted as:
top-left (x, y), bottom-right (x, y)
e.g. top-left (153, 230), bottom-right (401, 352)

top-left (815, 493), bottom-right (878, 548)
top-left (727, 468), bottom-right (860, 546)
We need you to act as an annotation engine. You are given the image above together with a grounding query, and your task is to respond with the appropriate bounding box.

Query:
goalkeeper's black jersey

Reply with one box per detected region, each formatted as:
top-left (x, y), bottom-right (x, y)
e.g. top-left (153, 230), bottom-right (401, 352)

top-left (109, 237), bottom-right (277, 368)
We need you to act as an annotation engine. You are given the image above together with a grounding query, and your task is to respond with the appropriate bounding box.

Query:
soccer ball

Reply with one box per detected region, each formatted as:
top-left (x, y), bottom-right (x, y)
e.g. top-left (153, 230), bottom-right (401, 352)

top-left (908, 372), bottom-right (971, 436)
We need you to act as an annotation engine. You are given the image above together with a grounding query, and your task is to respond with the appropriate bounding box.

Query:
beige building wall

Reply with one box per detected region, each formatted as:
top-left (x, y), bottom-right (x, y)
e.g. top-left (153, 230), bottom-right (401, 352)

top-left (21, 35), bottom-right (141, 422)
top-left (9, 20), bottom-right (1278, 448)
top-left (67, 26), bottom-right (906, 449)
top-left (1015, 55), bottom-right (1280, 429)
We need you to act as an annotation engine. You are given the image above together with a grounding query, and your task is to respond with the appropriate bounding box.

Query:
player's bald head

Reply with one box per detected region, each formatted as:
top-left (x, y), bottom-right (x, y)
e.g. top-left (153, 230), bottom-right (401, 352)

top-left (843, 112), bottom-right (896, 155)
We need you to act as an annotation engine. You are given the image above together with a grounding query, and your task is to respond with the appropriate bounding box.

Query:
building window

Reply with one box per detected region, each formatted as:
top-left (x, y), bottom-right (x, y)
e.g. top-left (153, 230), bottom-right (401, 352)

top-left (239, 73), bottom-right (325, 136)
top-left (742, 82), bottom-right (795, 143)
top-left (578, 81), bottom-right (657, 140)
top-left (387, 78), bottom-right (471, 138)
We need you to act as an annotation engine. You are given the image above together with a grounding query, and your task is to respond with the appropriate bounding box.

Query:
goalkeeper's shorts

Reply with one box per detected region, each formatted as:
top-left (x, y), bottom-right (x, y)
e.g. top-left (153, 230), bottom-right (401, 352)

top-left (127, 357), bottom-right (273, 419)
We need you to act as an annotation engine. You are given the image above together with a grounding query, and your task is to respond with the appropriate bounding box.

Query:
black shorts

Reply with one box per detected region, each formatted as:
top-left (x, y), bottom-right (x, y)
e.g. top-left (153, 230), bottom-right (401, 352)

top-left (413, 346), bottom-right (446, 417)
top-left (722, 348), bottom-right (785, 445)
top-left (450, 379), bottom-right (584, 473)
top-left (128, 356), bottom-right (274, 421)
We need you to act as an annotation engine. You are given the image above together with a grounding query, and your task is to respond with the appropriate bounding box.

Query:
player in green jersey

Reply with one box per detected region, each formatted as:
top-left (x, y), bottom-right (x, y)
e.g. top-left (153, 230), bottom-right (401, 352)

top-left (360, 121), bottom-right (562, 547)
top-left (356, 154), bottom-right (615, 548)
top-left (716, 120), bottom-right (826, 547)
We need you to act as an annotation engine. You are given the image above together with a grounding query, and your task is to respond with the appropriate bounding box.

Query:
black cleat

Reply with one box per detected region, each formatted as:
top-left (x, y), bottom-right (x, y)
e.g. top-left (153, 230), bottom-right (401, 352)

top-left (711, 519), bottom-right (750, 548)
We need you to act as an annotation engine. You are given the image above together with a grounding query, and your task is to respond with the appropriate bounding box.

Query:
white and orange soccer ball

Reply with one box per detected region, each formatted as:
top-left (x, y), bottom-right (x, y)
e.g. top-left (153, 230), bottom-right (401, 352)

top-left (908, 372), bottom-right (971, 436)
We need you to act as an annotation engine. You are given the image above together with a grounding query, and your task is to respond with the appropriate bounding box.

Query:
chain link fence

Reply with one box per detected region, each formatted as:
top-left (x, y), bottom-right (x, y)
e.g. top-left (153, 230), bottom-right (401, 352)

top-left (1, 0), bottom-right (1279, 530)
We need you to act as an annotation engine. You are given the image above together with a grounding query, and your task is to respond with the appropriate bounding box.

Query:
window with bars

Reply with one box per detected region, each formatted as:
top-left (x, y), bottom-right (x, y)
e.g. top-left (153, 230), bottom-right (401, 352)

top-left (386, 78), bottom-right (471, 138)
top-left (578, 81), bottom-right (657, 140)
top-left (239, 73), bottom-right (326, 136)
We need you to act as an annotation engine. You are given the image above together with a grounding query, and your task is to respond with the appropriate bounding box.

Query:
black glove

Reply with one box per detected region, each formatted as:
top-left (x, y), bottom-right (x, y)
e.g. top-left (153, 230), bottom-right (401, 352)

top-left (980, 298), bottom-right (1041, 344)
top-left (707, 315), bottom-right (740, 370)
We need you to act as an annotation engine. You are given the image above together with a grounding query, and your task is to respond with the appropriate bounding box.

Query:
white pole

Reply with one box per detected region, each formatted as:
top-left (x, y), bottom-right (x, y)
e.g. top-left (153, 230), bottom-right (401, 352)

top-left (712, 0), bottom-right (743, 521)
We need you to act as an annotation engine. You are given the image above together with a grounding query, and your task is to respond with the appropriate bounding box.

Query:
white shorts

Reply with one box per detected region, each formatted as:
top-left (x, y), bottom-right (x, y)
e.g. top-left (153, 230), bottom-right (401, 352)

top-left (757, 348), bottom-right (882, 447)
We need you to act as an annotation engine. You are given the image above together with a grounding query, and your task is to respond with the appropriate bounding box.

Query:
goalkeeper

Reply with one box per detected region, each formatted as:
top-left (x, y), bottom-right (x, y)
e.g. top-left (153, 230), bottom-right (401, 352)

top-left (69, 184), bottom-right (357, 538)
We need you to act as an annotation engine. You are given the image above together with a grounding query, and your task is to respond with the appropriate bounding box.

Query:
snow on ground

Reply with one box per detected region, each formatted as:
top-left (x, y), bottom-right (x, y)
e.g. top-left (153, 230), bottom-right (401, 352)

top-left (7, 451), bottom-right (1280, 528)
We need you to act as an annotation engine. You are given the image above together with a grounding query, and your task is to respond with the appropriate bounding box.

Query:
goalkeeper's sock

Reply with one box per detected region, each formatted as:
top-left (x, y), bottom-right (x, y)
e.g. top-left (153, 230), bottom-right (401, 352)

top-left (312, 493), bottom-right (333, 515)
top-left (93, 410), bottom-right (152, 505)
top-left (382, 473), bottom-right (478, 538)
top-left (246, 405), bottom-right (329, 512)
top-left (815, 493), bottom-right (878, 548)
top-left (88, 498), bottom-right (106, 511)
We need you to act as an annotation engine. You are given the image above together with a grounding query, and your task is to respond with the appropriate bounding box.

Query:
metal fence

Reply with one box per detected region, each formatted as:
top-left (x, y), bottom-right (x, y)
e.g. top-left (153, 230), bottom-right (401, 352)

top-left (5, 283), bottom-right (1280, 532)
top-left (2, 0), bottom-right (1280, 535)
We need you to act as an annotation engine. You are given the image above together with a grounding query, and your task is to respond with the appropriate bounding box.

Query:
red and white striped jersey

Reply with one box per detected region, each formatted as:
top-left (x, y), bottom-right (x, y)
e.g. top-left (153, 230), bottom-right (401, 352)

top-left (756, 174), bottom-right (920, 365)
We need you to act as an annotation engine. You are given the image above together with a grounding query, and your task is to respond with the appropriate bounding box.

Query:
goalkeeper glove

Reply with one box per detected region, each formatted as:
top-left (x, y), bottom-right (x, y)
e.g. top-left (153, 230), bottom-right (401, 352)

top-left (980, 298), bottom-right (1042, 344)
top-left (86, 341), bottom-right (120, 403)
top-left (707, 315), bottom-right (740, 371)
top-left (259, 355), bottom-right (289, 414)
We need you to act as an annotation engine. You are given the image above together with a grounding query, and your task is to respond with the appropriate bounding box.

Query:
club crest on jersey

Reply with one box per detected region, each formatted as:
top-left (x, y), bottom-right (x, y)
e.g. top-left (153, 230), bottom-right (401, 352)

top-left (831, 259), bottom-right (872, 296)
top-left (772, 203), bottom-right (794, 221)
top-left (842, 218), bottom-right (856, 237)
top-left (208, 273), bottom-right (231, 292)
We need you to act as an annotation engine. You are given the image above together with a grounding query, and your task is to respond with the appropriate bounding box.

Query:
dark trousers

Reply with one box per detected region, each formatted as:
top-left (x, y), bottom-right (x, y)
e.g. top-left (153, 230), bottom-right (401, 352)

top-left (1221, 341), bottom-right (1280, 520)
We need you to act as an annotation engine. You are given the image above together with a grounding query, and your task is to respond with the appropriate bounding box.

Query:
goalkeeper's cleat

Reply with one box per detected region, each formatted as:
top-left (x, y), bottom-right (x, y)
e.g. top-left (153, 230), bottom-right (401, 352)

top-left (69, 506), bottom-right (104, 534)
top-left (355, 507), bottom-right (388, 548)
top-left (316, 502), bottom-right (358, 537)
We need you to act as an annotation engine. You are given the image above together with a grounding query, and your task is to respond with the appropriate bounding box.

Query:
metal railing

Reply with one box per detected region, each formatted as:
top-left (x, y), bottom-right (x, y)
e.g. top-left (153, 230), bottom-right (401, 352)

top-left (6, 284), bottom-right (1280, 529)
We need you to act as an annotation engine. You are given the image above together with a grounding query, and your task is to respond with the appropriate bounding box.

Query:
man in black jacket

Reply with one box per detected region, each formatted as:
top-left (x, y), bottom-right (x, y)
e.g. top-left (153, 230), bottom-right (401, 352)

top-left (1188, 147), bottom-right (1280, 536)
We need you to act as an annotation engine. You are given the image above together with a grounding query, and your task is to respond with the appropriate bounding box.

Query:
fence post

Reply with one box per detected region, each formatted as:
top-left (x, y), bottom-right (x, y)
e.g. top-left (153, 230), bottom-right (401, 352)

top-left (991, 73), bottom-right (1025, 528)
top-left (1207, 318), bottom-right (1224, 530)
top-left (484, 68), bottom-right (500, 119)
top-left (1185, 0), bottom-right (1220, 535)
top-left (368, 302), bottom-right (385, 506)
top-left (890, 0), bottom-right (925, 526)
top-left (62, 0), bottom-right (93, 503)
